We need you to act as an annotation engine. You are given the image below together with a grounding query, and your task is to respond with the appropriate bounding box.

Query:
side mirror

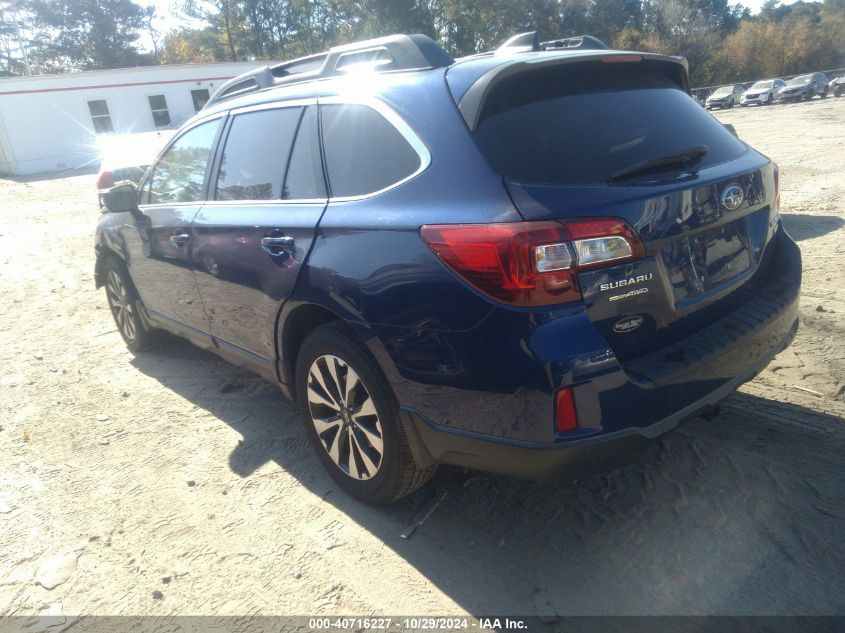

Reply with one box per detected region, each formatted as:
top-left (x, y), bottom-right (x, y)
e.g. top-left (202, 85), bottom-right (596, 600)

top-left (723, 123), bottom-right (738, 138)
top-left (102, 182), bottom-right (139, 214)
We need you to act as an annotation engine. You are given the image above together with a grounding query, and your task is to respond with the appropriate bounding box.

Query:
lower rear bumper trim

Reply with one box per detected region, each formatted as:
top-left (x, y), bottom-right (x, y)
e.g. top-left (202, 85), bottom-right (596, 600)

top-left (400, 317), bottom-right (798, 481)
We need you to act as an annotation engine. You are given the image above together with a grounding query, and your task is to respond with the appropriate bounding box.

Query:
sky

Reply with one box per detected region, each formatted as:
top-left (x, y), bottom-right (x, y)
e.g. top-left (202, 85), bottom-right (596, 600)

top-left (740, 0), bottom-right (820, 12)
top-left (138, 0), bottom-right (825, 51)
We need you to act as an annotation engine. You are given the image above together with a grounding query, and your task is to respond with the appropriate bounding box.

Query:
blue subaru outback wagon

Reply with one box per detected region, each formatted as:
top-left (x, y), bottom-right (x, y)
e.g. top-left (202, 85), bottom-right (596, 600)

top-left (95, 32), bottom-right (801, 504)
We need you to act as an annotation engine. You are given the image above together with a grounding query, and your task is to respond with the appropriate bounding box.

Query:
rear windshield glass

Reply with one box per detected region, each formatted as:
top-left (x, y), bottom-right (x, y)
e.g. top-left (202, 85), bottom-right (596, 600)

top-left (474, 63), bottom-right (747, 186)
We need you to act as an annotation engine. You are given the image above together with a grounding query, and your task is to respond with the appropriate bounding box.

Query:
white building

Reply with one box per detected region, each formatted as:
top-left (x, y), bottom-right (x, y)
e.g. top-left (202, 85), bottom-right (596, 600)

top-left (0, 62), bottom-right (263, 176)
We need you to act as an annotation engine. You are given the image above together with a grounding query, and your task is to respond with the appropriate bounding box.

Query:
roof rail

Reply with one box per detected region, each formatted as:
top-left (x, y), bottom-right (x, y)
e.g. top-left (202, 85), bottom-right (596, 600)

top-left (541, 35), bottom-right (609, 51)
top-left (493, 31), bottom-right (610, 57)
top-left (205, 34), bottom-right (454, 109)
top-left (495, 31), bottom-right (541, 55)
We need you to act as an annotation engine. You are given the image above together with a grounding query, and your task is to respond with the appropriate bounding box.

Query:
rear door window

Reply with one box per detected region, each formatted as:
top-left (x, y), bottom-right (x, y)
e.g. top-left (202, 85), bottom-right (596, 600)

top-left (321, 104), bottom-right (421, 197)
top-left (215, 107), bottom-right (302, 201)
top-left (474, 62), bottom-right (748, 186)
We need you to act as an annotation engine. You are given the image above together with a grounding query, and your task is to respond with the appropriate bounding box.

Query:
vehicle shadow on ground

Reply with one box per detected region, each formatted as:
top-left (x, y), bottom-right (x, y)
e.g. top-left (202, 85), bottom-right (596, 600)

top-left (130, 336), bottom-right (845, 615)
top-left (781, 214), bottom-right (845, 241)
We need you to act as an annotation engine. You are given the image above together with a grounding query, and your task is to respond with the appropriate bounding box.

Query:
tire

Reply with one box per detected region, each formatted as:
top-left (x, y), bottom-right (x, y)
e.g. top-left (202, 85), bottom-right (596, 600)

top-left (295, 324), bottom-right (435, 504)
top-left (102, 256), bottom-right (160, 352)
top-left (836, 87), bottom-right (844, 97)
top-left (766, 94), bottom-right (773, 105)
top-left (819, 87), bottom-right (828, 99)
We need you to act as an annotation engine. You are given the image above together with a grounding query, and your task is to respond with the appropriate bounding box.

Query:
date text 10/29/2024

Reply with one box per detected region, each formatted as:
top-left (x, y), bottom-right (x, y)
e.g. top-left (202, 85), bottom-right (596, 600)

top-left (307, 618), bottom-right (529, 630)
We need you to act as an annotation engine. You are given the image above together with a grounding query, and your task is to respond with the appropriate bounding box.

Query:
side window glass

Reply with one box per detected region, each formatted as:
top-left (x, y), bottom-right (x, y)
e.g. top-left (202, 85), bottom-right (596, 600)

top-left (149, 119), bottom-right (220, 204)
top-left (283, 106), bottom-right (326, 200)
top-left (215, 107), bottom-right (302, 201)
top-left (321, 104), bottom-right (421, 198)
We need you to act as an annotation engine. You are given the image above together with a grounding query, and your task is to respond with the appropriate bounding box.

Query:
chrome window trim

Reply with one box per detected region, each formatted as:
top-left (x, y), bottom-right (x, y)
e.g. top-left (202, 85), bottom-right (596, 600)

top-left (228, 98), bottom-right (318, 115)
top-left (140, 96), bottom-right (430, 208)
top-left (200, 198), bottom-right (328, 208)
top-left (318, 95), bottom-right (431, 202)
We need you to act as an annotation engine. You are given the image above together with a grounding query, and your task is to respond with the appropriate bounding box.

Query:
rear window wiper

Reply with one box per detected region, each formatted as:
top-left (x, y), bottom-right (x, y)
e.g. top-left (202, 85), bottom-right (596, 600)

top-left (608, 145), bottom-right (709, 182)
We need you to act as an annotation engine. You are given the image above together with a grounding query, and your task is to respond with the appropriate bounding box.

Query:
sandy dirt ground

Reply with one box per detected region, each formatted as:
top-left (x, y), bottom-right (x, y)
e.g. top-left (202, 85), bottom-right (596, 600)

top-left (1, 97), bottom-right (844, 620)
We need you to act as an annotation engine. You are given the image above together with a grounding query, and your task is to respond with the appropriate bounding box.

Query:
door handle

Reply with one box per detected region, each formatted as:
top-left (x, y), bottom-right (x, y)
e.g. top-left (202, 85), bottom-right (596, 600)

top-left (260, 235), bottom-right (295, 256)
top-left (169, 233), bottom-right (190, 248)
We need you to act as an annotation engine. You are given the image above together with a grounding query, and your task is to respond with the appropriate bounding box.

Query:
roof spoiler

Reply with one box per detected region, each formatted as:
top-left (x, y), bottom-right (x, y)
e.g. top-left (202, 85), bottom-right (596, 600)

top-left (205, 34), bottom-right (454, 109)
top-left (458, 51), bottom-right (689, 130)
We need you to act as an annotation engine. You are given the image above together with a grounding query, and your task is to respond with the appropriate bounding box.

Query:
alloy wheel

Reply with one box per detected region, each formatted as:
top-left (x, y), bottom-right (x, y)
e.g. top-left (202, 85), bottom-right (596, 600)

top-left (106, 270), bottom-right (137, 342)
top-left (306, 354), bottom-right (384, 480)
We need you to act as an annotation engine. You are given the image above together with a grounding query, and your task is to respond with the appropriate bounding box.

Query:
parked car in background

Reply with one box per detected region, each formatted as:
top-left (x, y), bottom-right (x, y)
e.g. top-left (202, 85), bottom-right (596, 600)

top-left (94, 32), bottom-right (800, 504)
top-left (96, 130), bottom-right (175, 209)
top-left (830, 75), bottom-right (845, 97)
top-left (779, 73), bottom-right (829, 101)
top-left (705, 84), bottom-right (744, 109)
top-left (740, 78), bottom-right (785, 106)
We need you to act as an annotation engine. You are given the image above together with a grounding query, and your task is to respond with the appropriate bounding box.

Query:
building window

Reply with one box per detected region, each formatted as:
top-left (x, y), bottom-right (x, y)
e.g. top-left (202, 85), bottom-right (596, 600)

top-left (87, 100), bottom-right (113, 134)
top-left (191, 89), bottom-right (210, 112)
top-left (148, 95), bottom-right (171, 127)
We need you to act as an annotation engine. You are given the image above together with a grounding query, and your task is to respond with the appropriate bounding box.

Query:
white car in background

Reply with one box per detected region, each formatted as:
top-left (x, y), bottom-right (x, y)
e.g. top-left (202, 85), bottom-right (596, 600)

top-left (740, 78), bottom-right (785, 106)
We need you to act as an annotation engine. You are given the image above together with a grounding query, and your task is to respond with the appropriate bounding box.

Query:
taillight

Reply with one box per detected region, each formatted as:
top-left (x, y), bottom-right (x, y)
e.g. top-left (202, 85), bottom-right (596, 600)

top-left (96, 170), bottom-right (114, 190)
top-left (420, 218), bottom-right (643, 307)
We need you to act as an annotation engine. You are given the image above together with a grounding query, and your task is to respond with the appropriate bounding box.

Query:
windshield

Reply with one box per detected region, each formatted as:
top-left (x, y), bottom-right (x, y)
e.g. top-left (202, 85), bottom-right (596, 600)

top-left (474, 64), bottom-right (747, 186)
top-left (711, 86), bottom-right (733, 96)
top-left (751, 81), bottom-right (773, 90)
top-left (788, 75), bottom-right (812, 85)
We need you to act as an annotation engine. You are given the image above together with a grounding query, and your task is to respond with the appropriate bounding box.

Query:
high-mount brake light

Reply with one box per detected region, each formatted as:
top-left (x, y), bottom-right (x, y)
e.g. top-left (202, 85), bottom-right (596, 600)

top-left (420, 219), bottom-right (643, 307)
top-left (602, 55), bottom-right (642, 63)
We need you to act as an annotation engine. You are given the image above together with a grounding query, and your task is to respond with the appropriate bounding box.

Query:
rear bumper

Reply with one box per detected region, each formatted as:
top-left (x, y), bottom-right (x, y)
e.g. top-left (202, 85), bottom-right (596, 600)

top-left (401, 312), bottom-right (797, 480)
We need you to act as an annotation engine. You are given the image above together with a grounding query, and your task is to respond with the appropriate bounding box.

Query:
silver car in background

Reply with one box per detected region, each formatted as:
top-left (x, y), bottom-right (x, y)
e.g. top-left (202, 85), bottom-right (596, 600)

top-left (705, 84), bottom-right (745, 109)
top-left (740, 78), bottom-right (785, 106)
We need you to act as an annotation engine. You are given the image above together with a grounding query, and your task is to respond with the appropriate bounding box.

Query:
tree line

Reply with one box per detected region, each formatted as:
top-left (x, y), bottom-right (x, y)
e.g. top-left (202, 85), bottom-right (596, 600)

top-left (1, 0), bottom-right (843, 87)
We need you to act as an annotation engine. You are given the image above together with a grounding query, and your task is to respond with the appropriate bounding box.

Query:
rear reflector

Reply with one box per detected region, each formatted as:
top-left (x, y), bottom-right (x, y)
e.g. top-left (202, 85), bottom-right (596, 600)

top-left (555, 387), bottom-right (578, 432)
top-left (420, 218), bottom-right (643, 306)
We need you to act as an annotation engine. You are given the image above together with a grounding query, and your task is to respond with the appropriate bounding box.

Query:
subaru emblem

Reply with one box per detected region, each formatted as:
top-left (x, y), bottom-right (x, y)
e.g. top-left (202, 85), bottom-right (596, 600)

top-left (721, 184), bottom-right (744, 211)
